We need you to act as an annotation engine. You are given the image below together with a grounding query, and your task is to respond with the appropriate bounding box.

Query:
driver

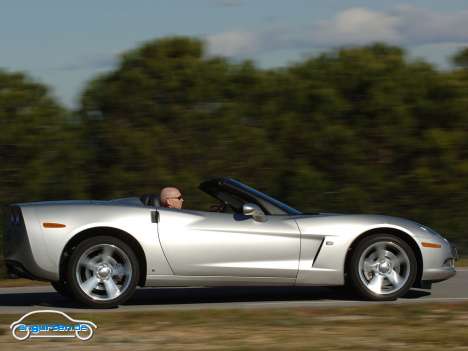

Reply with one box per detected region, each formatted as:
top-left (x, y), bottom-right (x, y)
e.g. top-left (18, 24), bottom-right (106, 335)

top-left (160, 187), bottom-right (184, 209)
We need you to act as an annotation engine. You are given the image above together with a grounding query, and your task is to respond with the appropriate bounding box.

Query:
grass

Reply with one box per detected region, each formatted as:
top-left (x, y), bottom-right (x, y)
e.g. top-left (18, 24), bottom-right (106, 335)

top-left (0, 302), bottom-right (468, 349)
top-left (457, 257), bottom-right (468, 267)
top-left (0, 278), bottom-right (48, 288)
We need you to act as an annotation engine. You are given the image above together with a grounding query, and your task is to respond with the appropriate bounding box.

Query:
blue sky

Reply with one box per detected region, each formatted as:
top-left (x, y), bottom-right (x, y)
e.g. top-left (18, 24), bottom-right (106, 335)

top-left (1, 0), bottom-right (468, 107)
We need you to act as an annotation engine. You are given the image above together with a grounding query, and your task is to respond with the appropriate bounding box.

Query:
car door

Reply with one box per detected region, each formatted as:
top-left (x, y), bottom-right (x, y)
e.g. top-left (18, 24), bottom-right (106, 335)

top-left (157, 208), bottom-right (300, 278)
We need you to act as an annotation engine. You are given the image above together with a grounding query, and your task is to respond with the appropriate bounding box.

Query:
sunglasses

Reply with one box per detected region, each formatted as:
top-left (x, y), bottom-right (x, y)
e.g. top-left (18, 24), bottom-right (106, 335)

top-left (167, 195), bottom-right (183, 200)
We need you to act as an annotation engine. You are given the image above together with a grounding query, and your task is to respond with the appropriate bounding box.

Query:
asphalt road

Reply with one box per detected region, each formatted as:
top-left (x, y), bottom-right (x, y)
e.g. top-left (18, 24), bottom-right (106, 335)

top-left (0, 269), bottom-right (467, 314)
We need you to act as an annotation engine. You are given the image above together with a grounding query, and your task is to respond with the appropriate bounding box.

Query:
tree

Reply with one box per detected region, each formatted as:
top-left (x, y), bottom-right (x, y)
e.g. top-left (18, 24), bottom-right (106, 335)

top-left (79, 37), bottom-right (278, 206)
top-left (0, 70), bottom-right (87, 205)
top-left (78, 38), bottom-right (468, 251)
top-left (452, 47), bottom-right (468, 69)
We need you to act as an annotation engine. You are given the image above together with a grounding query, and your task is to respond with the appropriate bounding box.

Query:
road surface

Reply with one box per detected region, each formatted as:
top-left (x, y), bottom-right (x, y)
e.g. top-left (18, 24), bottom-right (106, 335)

top-left (0, 269), bottom-right (466, 314)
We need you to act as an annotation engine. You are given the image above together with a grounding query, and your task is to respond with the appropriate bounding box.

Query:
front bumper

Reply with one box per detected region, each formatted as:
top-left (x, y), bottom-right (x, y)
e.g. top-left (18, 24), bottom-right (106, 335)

top-left (421, 240), bottom-right (457, 282)
top-left (422, 267), bottom-right (456, 282)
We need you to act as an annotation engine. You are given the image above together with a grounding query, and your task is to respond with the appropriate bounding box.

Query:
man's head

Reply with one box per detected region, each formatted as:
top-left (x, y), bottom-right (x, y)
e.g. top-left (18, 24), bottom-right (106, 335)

top-left (160, 187), bottom-right (184, 209)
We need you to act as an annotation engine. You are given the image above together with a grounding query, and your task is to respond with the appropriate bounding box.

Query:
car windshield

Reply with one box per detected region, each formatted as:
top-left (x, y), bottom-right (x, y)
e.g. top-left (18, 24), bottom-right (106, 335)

top-left (226, 179), bottom-right (302, 215)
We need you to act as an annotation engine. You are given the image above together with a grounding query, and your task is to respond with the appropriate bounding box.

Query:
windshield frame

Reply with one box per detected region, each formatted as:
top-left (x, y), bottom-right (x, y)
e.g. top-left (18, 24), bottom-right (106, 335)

top-left (199, 177), bottom-right (302, 215)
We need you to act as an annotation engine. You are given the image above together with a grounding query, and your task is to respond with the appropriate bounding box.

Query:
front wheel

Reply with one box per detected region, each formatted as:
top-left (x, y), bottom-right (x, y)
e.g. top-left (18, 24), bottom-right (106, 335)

top-left (348, 234), bottom-right (417, 301)
top-left (66, 236), bottom-right (139, 308)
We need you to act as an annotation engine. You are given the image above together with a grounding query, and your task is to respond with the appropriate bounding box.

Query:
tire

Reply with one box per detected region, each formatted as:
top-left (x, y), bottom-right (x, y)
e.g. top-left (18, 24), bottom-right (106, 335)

top-left (66, 235), bottom-right (140, 308)
top-left (348, 234), bottom-right (417, 301)
top-left (50, 280), bottom-right (72, 298)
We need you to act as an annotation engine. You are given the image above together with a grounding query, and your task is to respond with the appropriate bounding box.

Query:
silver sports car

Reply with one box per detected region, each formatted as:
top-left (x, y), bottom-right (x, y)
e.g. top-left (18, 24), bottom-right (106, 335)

top-left (4, 177), bottom-right (457, 308)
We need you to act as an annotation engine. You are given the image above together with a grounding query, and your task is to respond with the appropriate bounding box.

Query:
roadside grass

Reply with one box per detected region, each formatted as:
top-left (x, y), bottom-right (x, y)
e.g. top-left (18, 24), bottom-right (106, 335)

top-left (457, 257), bottom-right (468, 267)
top-left (0, 278), bottom-right (48, 288)
top-left (0, 302), bottom-right (468, 350)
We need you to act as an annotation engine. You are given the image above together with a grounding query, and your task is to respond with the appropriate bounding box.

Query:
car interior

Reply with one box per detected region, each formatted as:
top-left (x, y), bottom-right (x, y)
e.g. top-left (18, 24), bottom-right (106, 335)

top-left (139, 190), bottom-right (257, 214)
top-left (139, 178), bottom-right (301, 216)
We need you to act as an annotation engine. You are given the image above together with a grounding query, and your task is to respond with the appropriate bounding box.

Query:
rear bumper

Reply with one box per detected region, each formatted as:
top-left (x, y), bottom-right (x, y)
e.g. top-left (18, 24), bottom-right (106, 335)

top-left (5, 259), bottom-right (46, 280)
top-left (3, 206), bottom-right (57, 281)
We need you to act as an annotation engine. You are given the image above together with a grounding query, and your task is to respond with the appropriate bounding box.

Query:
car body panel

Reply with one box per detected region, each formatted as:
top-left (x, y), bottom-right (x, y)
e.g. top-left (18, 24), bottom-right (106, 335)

top-left (157, 209), bottom-right (300, 278)
top-left (295, 214), bottom-right (456, 284)
top-left (8, 202), bottom-right (173, 280)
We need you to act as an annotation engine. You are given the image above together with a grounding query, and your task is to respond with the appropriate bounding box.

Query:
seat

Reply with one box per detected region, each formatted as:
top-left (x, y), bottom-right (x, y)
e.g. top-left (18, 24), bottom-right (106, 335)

top-left (140, 194), bottom-right (160, 207)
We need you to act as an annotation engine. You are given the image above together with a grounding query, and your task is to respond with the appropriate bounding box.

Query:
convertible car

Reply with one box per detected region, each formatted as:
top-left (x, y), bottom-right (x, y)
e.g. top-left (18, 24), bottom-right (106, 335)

top-left (4, 177), bottom-right (457, 308)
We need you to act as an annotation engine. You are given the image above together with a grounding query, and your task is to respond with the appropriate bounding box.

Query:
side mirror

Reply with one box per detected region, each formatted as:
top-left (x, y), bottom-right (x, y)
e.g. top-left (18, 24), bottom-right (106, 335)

top-left (242, 203), bottom-right (266, 222)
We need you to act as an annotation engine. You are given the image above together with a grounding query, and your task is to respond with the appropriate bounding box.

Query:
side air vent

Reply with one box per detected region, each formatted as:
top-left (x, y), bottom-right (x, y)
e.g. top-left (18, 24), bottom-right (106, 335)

top-left (312, 238), bottom-right (325, 267)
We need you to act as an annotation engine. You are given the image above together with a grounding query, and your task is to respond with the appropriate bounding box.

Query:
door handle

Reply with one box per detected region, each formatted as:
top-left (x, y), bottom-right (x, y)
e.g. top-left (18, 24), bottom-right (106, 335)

top-left (151, 210), bottom-right (159, 223)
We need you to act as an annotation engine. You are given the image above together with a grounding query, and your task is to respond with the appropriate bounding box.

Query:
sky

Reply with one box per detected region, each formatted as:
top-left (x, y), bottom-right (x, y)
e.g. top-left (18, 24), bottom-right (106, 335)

top-left (1, 0), bottom-right (468, 107)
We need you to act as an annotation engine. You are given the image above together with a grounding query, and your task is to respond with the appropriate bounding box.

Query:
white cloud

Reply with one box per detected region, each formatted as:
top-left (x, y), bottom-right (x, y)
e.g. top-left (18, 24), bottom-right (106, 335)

top-left (207, 30), bottom-right (258, 56)
top-left (207, 25), bottom-right (299, 56)
top-left (312, 7), bottom-right (401, 46)
top-left (394, 5), bottom-right (468, 44)
top-left (207, 5), bottom-right (468, 57)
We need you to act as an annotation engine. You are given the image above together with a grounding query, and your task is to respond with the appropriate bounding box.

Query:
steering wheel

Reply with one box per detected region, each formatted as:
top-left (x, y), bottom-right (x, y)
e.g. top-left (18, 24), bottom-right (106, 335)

top-left (209, 202), bottom-right (227, 213)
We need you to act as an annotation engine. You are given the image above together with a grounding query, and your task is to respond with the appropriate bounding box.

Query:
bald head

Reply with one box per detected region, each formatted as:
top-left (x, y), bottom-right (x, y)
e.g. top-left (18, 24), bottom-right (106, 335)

top-left (160, 187), bottom-right (184, 209)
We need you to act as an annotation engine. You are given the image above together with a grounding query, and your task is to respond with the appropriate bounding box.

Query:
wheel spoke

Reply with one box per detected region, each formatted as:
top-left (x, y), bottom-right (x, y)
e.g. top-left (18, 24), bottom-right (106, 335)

top-left (367, 252), bottom-right (378, 263)
top-left (367, 274), bottom-right (384, 294)
top-left (104, 278), bottom-right (120, 299)
top-left (76, 243), bottom-right (132, 301)
top-left (113, 264), bottom-right (129, 277)
top-left (387, 269), bottom-right (403, 288)
top-left (106, 256), bottom-right (118, 266)
top-left (101, 246), bottom-right (115, 262)
top-left (81, 276), bottom-right (99, 294)
top-left (358, 240), bottom-right (411, 296)
top-left (375, 243), bottom-right (387, 260)
top-left (363, 259), bottom-right (377, 273)
top-left (392, 254), bottom-right (405, 267)
top-left (80, 257), bottom-right (97, 271)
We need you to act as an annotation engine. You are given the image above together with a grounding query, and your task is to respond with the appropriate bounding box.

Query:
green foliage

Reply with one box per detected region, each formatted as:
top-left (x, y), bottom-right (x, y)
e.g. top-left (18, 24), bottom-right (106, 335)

top-left (1, 37), bottom-right (468, 260)
top-left (0, 70), bottom-right (88, 277)
top-left (78, 38), bottom-right (468, 251)
top-left (0, 70), bottom-right (87, 204)
top-left (79, 37), bottom-right (278, 207)
top-left (452, 47), bottom-right (468, 69)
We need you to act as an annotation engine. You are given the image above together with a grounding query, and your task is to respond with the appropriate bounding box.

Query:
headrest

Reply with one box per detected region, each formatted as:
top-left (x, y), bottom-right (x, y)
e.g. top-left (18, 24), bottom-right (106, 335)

top-left (140, 194), bottom-right (160, 207)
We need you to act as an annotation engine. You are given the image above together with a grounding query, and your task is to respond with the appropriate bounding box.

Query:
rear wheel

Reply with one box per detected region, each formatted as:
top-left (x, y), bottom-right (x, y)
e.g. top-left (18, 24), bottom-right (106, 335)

top-left (66, 236), bottom-right (139, 308)
top-left (348, 234), bottom-right (417, 301)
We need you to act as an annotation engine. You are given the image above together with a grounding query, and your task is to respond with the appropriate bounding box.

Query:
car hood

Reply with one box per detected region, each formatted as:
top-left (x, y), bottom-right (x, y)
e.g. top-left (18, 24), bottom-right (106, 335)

top-left (292, 213), bottom-right (425, 238)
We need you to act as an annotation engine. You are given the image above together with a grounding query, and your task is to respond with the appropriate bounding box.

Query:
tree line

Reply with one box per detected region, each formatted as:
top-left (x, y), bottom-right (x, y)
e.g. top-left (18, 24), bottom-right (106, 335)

top-left (1, 37), bottom-right (468, 261)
